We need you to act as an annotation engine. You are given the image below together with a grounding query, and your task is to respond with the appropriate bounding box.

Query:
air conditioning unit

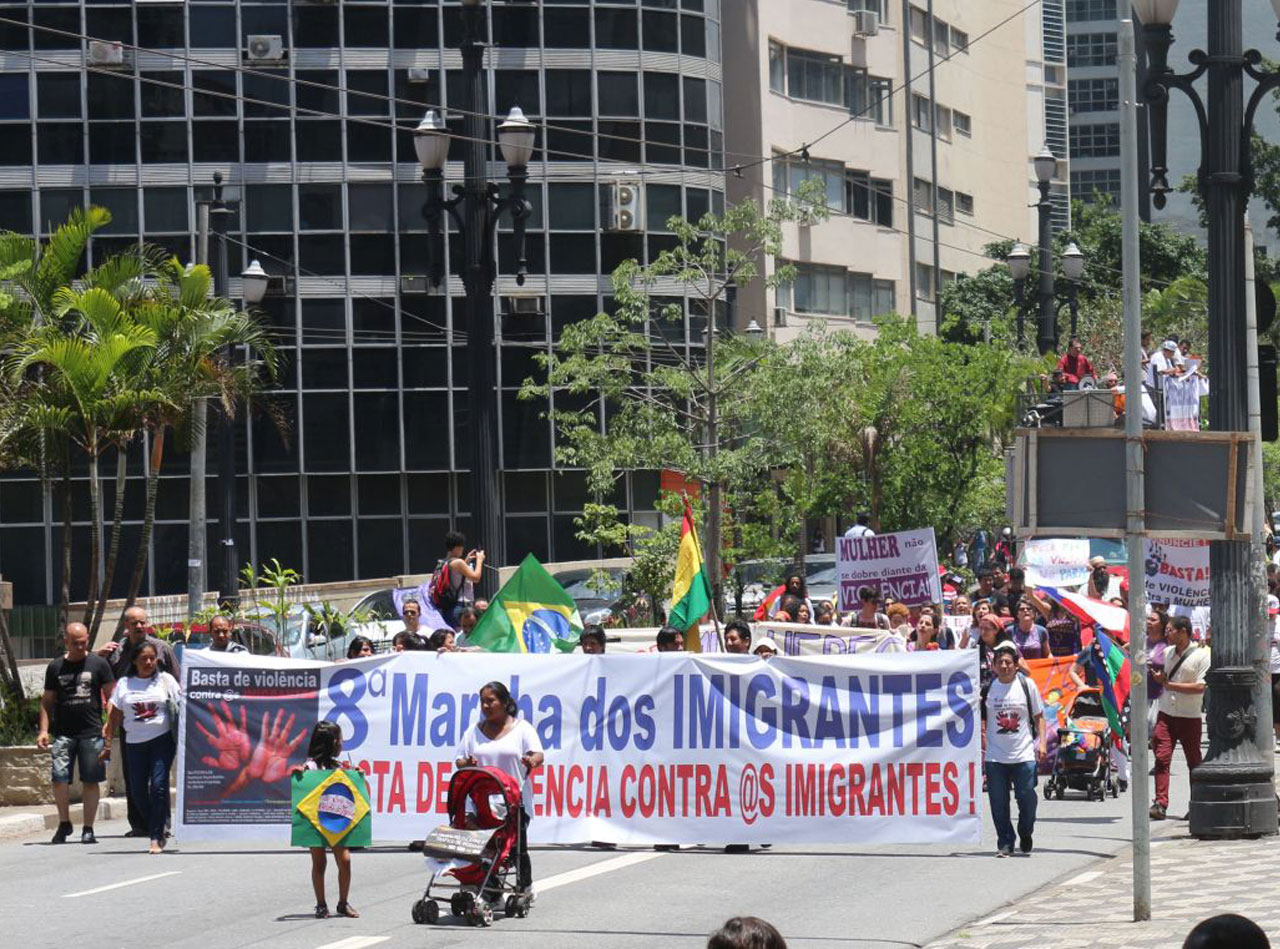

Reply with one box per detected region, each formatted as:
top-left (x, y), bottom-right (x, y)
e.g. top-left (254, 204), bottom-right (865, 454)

top-left (503, 295), bottom-right (545, 316)
top-left (772, 306), bottom-right (788, 327)
top-left (87, 40), bottom-right (125, 67)
top-left (852, 11), bottom-right (879, 37)
top-left (245, 34), bottom-right (286, 63)
top-left (608, 181), bottom-right (644, 231)
top-left (406, 68), bottom-right (433, 84)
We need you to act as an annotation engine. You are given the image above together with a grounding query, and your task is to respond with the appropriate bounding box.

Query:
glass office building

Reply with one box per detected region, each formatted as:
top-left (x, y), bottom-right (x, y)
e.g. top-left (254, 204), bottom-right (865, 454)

top-left (0, 0), bottom-right (725, 605)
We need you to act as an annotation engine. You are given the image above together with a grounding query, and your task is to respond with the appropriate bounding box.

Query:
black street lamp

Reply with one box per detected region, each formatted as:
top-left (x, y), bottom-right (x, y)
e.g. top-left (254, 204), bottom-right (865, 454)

top-left (1004, 232), bottom-right (1084, 351)
top-left (1139, 0), bottom-right (1279, 839)
top-left (414, 0), bottom-right (535, 600)
top-left (1033, 145), bottom-right (1058, 356)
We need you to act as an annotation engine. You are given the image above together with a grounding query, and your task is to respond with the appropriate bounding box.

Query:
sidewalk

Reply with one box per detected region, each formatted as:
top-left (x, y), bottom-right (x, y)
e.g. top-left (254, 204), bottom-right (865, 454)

top-left (925, 823), bottom-right (1280, 948)
top-left (0, 795), bottom-right (132, 840)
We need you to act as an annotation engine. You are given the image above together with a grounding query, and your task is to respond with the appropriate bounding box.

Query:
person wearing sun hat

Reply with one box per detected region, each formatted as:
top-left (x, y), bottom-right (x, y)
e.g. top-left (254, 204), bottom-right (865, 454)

top-left (753, 637), bottom-right (779, 659)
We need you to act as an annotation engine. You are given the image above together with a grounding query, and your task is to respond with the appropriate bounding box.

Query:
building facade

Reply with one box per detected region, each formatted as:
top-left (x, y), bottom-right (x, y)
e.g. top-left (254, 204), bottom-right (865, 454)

top-left (724, 0), bottom-right (1064, 340)
top-left (0, 0), bottom-right (725, 605)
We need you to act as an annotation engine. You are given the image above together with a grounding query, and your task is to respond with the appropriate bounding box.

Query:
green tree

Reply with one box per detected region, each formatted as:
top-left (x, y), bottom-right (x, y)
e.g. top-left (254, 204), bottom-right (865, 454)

top-left (522, 190), bottom-right (825, 610)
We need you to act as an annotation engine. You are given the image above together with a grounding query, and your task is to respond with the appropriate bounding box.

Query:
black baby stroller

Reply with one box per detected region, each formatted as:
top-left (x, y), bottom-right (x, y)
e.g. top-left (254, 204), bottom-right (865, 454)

top-left (410, 765), bottom-right (531, 928)
top-left (1043, 688), bottom-right (1118, 802)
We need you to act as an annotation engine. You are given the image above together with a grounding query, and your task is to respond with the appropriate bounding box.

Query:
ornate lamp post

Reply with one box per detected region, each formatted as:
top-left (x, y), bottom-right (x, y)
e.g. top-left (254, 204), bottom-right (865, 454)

top-left (1138, 0), bottom-right (1280, 838)
top-left (413, 0), bottom-right (535, 599)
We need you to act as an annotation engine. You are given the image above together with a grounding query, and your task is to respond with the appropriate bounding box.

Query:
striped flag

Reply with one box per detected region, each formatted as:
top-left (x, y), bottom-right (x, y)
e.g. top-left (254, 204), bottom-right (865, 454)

top-left (668, 498), bottom-right (713, 652)
top-left (1084, 628), bottom-right (1131, 747)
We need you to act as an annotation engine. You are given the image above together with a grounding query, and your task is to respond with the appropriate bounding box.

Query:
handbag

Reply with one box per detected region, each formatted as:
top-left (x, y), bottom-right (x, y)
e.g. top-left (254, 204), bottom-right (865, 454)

top-left (162, 674), bottom-right (181, 742)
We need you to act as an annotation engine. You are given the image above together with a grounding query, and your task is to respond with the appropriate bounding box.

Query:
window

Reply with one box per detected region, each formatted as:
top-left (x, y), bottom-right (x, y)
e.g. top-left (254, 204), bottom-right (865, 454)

top-left (936, 105), bottom-right (953, 140)
top-left (956, 191), bottom-right (974, 216)
top-left (768, 41), bottom-right (784, 94)
top-left (847, 0), bottom-right (886, 15)
top-left (916, 262), bottom-right (935, 301)
top-left (936, 187), bottom-right (954, 225)
top-left (1071, 168), bottom-right (1121, 203)
top-left (1066, 0), bottom-right (1114, 23)
top-left (952, 28), bottom-right (969, 52)
top-left (912, 94), bottom-right (931, 132)
top-left (954, 110), bottom-right (971, 136)
top-left (545, 70), bottom-right (593, 117)
top-left (849, 273), bottom-right (895, 321)
top-left (1067, 32), bottom-right (1116, 67)
top-left (849, 69), bottom-right (892, 124)
top-left (933, 19), bottom-right (950, 58)
top-left (1069, 122), bottom-right (1120, 158)
top-left (909, 6), bottom-right (927, 44)
top-left (1069, 77), bottom-right (1119, 114)
top-left (789, 263), bottom-right (848, 316)
top-left (785, 48), bottom-right (845, 106)
top-left (847, 172), bottom-right (894, 227)
top-left (38, 74), bottom-right (80, 118)
top-left (913, 177), bottom-right (933, 215)
top-left (772, 155), bottom-right (845, 210)
top-left (598, 72), bottom-right (639, 117)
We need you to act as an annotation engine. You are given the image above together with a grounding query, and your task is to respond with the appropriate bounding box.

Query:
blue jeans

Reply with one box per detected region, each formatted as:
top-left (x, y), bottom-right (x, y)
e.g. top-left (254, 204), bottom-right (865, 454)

top-left (125, 733), bottom-right (175, 842)
top-left (985, 760), bottom-right (1038, 851)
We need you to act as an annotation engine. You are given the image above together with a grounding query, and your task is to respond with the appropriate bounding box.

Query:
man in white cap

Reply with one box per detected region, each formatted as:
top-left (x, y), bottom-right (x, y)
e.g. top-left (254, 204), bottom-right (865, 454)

top-left (753, 637), bottom-right (779, 659)
top-left (1148, 338), bottom-right (1184, 397)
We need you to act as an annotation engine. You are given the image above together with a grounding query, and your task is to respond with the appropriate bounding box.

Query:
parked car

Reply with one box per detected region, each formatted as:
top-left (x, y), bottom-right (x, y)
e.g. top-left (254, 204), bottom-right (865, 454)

top-left (345, 587), bottom-right (415, 651)
top-left (550, 567), bottom-right (629, 626)
top-left (735, 555), bottom-right (837, 614)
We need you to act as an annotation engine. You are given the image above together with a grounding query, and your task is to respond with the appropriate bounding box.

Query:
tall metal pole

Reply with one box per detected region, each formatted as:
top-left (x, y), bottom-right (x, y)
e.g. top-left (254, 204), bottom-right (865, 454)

top-left (1191, 0), bottom-right (1276, 839)
top-left (1243, 218), bottom-right (1274, 779)
top-left (1036, 180), bottom-right (1056, 355)
top-left (189, 203), bottom-right (210, 623)
top-left (705, 321), bottom-right (721, 622)
top-left (1118, 16), bottom-right (1150, 922)
top-left (900, 0), bottom-right (918, 316)
top-left (460, 3), bottom-right (504, 599)
top-left (926, 0), bottom-right (942, 333)
top-left (211, 173), bottom-right (239, 612)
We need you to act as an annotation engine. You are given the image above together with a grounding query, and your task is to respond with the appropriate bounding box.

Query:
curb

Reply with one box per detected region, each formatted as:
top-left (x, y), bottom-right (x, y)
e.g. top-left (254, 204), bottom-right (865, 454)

top-left (0, 796), bottom-right (131, 841)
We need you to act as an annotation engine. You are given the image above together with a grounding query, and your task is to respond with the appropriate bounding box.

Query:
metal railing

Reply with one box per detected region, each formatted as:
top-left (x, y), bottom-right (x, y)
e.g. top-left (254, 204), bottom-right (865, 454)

top-left (1016, 376), bottom-right (1165, 429)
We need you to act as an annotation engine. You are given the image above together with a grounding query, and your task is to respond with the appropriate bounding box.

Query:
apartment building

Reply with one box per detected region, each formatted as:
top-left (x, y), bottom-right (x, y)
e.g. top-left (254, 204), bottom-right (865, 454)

top-left (724, 0), bottom-right (1064, 338)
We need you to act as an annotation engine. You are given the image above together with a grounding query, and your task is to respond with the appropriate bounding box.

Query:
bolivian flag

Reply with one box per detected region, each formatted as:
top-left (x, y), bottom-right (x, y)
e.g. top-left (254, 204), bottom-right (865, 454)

top-left (466, 553), bottom-right (583, 653)
top-left (668, 499), bottom-right (712, 651)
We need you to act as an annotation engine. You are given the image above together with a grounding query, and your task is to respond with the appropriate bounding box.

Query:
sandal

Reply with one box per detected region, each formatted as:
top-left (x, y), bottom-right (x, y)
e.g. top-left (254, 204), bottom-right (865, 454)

top-left (336, 901), bottom-right (359, 918)
top-left (315, 903), bottom-right (330, 919)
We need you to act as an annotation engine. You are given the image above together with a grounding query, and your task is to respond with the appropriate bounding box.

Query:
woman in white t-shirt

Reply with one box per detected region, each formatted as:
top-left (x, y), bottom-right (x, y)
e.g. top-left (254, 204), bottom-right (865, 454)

top-left (100, 641), bottom-right (180, 853)
top-left (455, 681), bottom-right (545, 894)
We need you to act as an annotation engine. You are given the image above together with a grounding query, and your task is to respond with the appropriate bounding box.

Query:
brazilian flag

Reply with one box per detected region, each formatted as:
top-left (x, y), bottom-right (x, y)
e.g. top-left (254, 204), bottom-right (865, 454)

top-left (465, 553), bottom-right (583, 653)
top-left (292, 769), bottom-right (372, 848)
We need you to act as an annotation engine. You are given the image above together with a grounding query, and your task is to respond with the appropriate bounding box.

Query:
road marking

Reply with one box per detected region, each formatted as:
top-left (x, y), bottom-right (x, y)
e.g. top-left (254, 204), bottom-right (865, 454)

top-left (1063, 869), bottom-right (1104, 886)
top-left (63, 871), bottom-right (181, 898)
top-left (536, 850), bottom-right (664, 894)
top-left (313, 938), bottom-right (390, 949)
top-left (974, 910), bottom-right (1016, 927)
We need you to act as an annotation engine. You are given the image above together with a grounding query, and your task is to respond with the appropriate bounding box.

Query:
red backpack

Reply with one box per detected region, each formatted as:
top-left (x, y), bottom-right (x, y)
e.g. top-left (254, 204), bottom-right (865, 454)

top-left (429, 559), bottom-right (458, 613)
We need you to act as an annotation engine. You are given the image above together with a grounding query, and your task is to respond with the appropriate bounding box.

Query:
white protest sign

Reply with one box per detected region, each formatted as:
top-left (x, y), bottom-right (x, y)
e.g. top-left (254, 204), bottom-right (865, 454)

top-left (177, 651), bottom-right (981, 846)
top-left (752, 621), bottom-right (906, 655)
top-left (1144, 538), bottom-right (1210, 607)
top-left (837, 528), bottom-right (942, 611)
top-left (1021, 537), bottom-right (1091, 588)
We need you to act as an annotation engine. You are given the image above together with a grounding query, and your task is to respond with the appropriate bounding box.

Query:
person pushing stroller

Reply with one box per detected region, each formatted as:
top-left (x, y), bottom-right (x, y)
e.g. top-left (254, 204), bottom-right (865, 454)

top-left (455, 680), bottom-right (544, 897)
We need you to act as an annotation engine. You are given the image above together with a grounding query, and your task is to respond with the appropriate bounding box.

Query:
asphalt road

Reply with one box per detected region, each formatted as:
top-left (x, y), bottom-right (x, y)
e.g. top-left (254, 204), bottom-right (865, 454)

top-left (1, 763), bottom-right (1190, 949)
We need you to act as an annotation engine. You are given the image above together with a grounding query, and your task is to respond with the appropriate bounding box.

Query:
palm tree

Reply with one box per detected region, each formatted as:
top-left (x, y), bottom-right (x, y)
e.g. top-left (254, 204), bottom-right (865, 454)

top-left (117, 258), bottom-right (278, 621)
top-left (9, 294), bottom-right (171, 637)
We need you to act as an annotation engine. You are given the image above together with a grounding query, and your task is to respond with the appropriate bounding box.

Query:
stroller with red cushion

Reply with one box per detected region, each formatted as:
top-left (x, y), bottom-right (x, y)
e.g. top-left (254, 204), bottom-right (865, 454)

top-left (1043, 688), bottom-right (1117, 802)
top-left (410, 766), bottom-right (530, 927)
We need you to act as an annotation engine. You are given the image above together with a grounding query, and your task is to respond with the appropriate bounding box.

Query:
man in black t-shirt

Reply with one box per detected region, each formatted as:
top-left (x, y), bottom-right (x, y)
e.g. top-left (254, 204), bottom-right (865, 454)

top-left (38, 623), bottom-right (114, 845)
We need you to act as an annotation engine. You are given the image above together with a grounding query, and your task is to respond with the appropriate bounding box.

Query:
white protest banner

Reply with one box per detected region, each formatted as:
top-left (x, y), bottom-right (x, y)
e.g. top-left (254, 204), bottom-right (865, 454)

top-left (1143, 538), bottom-right (1210, 607)
top-left (177, 651), bottom-right (981, 846)
top-left (753, 621), bottom-right (906, 655)
top-left (837, 527), bottom-right (942, 611)
top-left (1021, 538), bottom-right (1091, 589)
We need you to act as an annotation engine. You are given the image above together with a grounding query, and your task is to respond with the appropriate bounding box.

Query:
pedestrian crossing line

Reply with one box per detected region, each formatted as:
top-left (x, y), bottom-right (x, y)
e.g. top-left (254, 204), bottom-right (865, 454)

top-left (62, 870), bottom-right (181, 898)
top-left (1062, 869), bottom-right (1104, 886)
top-left (973, 910), bottom-right (1017, 926)
top-left (536, 850), bottom-right (665, 894)
top-left (313, 938), bottom-right (390, 949)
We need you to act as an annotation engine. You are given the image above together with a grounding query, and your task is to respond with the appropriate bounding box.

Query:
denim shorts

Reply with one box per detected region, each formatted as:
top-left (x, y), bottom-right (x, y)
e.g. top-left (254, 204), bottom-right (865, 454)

top-left (50, 734), bottom-right (106, 785)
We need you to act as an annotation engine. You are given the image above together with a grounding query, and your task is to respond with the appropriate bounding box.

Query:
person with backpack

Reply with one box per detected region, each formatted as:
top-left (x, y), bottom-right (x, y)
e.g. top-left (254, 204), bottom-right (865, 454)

top-left (430, 530), bottom-right (485, 628)
top-left (982, 640), bottom-right (1047, 857)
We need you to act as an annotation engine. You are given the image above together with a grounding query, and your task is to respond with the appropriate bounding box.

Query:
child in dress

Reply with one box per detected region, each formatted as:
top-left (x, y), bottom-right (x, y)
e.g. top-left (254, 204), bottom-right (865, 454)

top-left (297, 721), bottom-right (358, 919)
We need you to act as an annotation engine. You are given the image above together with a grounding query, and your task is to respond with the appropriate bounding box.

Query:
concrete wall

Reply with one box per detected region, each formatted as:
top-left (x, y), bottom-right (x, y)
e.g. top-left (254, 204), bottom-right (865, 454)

top-left (0, 746), bottom-right (81, 806)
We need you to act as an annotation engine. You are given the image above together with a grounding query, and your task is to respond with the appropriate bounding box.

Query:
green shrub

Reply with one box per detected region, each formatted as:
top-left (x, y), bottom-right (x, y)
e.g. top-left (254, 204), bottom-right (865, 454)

top-left (0, 684), bottom-right (41, 746)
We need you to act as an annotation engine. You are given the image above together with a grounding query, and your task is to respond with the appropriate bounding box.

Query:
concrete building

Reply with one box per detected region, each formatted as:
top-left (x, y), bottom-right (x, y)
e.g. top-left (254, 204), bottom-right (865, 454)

top-left (0, 0), bottom-right (725, 605)
top-left (724, 0), bottom-right (1066, 339)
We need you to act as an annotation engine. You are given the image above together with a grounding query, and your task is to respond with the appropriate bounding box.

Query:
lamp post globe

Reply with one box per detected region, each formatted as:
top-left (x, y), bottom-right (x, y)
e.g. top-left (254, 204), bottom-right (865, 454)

top-left (1033, 145), bottom-right (1058, 184)
top-left (1131, 0), bottom-right (1180, 24)
top-left (497, 106), bottom-right (536, 169)
top-left (1006, 242), bottom-right (1032, 281)
top-left (1062, 241), bottom-right (1085, 282)
top-left (414, 110), bottom-right (450, 172)
top-left (240, 259), bottom-right (270, 305)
